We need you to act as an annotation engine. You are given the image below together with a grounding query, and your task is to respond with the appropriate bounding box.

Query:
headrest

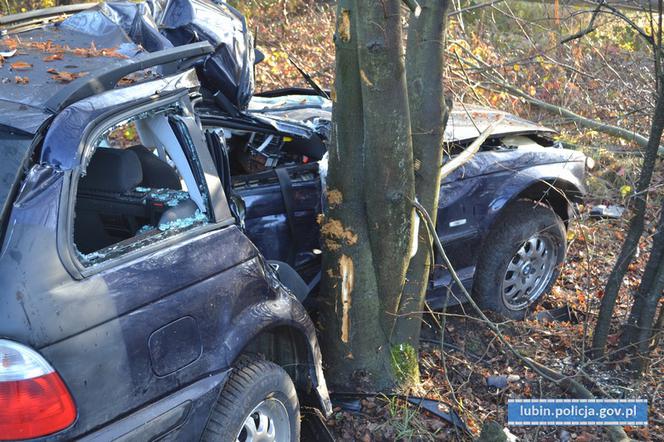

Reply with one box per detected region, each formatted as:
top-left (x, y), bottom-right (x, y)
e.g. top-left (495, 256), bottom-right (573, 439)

top-left (79, 148), bottom-right (143, 193)
top-left (127, 145), bottom-right (182, 190)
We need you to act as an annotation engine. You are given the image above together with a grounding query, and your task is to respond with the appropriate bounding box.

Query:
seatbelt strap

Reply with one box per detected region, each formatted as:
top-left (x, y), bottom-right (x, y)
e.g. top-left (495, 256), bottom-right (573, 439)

top-left (275, 168), bottom-right (298, 266)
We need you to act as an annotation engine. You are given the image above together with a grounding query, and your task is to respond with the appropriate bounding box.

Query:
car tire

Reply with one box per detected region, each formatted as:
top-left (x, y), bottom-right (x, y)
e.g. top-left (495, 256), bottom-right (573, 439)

top-left (202, 358), bottom-right (300, 442)
top-left (473, 199), bottom-right (566, 320)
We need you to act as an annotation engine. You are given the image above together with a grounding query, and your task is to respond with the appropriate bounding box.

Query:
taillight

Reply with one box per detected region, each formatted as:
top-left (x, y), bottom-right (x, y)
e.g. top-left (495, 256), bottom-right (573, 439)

top-left (0, 339), bottom-right (76, 440)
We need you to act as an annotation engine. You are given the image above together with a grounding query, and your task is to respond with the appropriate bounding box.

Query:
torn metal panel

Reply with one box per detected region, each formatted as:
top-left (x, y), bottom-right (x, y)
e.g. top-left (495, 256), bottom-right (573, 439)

top-left (444, 105), bottom-right (555, 142)
top-left (156, 0), bottom-right (255, 109)
top-left (93, 2), bottom-right (173, 52)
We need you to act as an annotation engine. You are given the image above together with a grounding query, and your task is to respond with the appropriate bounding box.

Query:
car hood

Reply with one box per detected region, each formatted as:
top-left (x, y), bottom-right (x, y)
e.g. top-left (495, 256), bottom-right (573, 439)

top-left (445, 105), bottom-right (555, 142)
top-left (248, 95), bottom-right (556, 143)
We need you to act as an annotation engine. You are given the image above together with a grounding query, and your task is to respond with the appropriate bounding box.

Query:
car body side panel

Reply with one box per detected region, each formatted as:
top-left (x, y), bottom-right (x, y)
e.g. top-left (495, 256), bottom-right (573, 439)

top-left (427, 155), bottom-right (586, 307)
top-left (38, 249), bottom-right (269, 439)
top-left (0, 165), bottom-right (260, 348)
top-left (0, 166), bottom-right (330, 439)
top-left (78, 371), bottom-right (229, 442)
top-left (0, 161), bottom-right (270, 438)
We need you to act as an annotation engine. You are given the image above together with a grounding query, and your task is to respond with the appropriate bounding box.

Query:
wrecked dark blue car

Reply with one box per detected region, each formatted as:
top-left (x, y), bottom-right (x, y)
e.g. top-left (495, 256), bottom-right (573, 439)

top-left (0, 0), bottom-right (587, 439)
top-left (0, 2), bottom-right (331, 441)
top-left (204, 95), bottom-right (589, 320)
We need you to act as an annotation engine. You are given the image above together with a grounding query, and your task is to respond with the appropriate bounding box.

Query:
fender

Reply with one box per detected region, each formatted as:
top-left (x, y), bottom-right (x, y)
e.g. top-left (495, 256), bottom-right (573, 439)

top-left (487, 161), bottom-right (586, 224)
top-left (220, 288), bottom-right (333, 416)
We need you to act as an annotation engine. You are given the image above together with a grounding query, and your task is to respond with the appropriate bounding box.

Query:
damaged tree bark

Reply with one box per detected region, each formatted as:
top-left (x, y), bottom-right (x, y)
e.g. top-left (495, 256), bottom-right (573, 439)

top-left (319, 0), bottom-right (392, 388)
top-left (320, 0), bottom-right (451, 390)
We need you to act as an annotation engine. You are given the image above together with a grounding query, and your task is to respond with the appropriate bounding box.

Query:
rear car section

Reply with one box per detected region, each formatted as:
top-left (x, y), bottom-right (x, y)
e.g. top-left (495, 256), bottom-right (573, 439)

top-left (0, 5), bottom-right (331, 439)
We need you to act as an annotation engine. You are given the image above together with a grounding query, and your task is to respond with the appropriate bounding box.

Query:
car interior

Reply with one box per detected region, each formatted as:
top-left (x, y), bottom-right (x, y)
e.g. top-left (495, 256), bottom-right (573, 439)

top-left (73, 114), bottom-right (209, 262)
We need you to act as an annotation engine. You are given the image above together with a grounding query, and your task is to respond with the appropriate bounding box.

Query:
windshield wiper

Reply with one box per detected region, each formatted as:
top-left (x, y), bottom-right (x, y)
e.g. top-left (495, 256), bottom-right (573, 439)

top-left (288, 55), bottom-right (330, 100)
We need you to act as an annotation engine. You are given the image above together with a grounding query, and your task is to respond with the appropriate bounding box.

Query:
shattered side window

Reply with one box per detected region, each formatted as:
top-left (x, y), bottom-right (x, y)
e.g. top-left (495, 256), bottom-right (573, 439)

top-left (73, 109), bottom-right (210, 266)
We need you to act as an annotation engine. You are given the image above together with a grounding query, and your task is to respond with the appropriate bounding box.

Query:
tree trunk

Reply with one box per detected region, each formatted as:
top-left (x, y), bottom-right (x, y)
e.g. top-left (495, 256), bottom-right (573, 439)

top-left (591, 85), bottom-right (664, 359)
top-left (394, 0), bottom-right (451, 347)
top-left (651, 303), bottom-right (664, 349)
top-left (631, 257), bottom-right (664, 373)
top-left (320, 0), bottom-right (450, 391)
top-left (319, 0), bottom-right (394, 390)
top-left (621, 206), bottom-right (664, 352)
top-left (355, 0), bottom-right (416, 343)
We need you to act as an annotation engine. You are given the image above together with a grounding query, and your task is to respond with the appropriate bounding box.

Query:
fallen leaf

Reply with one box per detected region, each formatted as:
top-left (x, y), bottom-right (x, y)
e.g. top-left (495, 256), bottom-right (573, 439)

top-left (9, 61), bottom-right (32, 71)
top-left (1, 38), bottom-right (19, 50)
top-left (607, 333), bottom-right (620, 346)
top-left (117, 76), bottom-right (137, 86)
top-left (101, 48), bottom-right (128, 59)
top-left (43, 53), bottom-right (64, 62)
top-left (47, 69), bottom-right (88, 83)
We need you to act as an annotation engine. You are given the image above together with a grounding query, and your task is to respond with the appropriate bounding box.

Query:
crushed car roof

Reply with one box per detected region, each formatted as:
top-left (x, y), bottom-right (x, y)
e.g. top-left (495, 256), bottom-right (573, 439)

top-left (0, 0), bottom-right (254, 134)
top-left (0, 13), bottom-right (145, 133)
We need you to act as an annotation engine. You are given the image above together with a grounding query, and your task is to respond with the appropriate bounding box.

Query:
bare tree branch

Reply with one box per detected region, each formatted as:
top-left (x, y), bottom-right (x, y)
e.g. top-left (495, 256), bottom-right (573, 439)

top-left (560, 0), bottom-right (606, 44)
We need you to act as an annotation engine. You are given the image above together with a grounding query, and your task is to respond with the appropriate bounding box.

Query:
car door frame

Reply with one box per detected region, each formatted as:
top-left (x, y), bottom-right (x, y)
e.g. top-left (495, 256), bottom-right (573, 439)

top-left (55, 89), bottom-right (236, 279)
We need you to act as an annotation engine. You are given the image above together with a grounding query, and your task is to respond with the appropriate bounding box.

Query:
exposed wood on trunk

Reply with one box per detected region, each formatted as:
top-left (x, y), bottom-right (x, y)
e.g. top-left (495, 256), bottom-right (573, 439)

top-left (319, 0), bottom-right (394, 390)
top-left (339, 254), bottom-right (354, 343)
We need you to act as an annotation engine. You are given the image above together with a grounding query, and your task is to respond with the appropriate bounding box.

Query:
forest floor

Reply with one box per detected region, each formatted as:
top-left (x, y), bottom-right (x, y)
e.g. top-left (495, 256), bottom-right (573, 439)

top-left (243, 1), bottom-right (664, 440)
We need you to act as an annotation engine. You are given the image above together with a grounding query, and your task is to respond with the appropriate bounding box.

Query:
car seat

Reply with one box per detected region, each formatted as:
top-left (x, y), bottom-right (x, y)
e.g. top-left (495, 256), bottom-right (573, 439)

top-left (128, 145), bottom-right (182, 190)
top-left (75, 148), bottom-right (146, 253)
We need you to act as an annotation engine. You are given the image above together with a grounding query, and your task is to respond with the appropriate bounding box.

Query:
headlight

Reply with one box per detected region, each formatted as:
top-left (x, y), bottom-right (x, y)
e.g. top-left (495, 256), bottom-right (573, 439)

top-left (585, 156), bottom-right (596, 171)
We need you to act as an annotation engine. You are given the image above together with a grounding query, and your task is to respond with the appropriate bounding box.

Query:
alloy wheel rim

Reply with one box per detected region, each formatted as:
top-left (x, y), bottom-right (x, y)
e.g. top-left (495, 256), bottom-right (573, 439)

top-left (501, 233), bottom-right (557, 311)
top-left (235, 398), bottom-right (290, 442)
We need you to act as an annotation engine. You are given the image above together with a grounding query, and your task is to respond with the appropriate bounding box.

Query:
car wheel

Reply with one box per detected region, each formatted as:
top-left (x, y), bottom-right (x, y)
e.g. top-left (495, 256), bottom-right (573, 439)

top-left (473, 200), bottom-right (566, 320)
top-left (202, 358), bottom-right (300, 442)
